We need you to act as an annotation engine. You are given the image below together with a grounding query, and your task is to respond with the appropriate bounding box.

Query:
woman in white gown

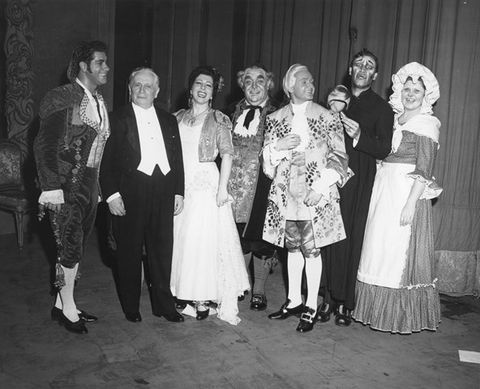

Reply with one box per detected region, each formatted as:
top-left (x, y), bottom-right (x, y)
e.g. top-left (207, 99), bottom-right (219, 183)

top-left (353, 62), bottom-right (443, 334)
top-left (170, 65), bottom-right (250, 325)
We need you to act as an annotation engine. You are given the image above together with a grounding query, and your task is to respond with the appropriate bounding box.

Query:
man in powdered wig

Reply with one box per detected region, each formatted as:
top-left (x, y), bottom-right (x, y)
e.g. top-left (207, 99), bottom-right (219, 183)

top-left (262, 64), bottom-right (350, 333)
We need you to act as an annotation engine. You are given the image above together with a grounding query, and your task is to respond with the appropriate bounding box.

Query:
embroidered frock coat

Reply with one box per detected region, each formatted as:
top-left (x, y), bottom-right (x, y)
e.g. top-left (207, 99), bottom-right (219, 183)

top-left (262, 101), bottom-right (350, 248)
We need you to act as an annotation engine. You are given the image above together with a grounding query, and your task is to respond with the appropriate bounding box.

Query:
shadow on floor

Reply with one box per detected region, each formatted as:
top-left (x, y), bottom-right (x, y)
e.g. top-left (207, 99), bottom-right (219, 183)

top-left (0, 227), bottom-right (479, 389)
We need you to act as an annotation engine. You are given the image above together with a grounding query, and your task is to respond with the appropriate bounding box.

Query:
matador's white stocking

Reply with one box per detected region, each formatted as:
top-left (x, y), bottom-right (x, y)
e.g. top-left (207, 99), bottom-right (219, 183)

top-left (57, 264), bottom-right (80, 322)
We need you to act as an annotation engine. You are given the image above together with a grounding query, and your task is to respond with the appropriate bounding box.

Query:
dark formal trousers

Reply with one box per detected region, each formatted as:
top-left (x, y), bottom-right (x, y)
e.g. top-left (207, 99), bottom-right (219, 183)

top-left (112, 166), bottom-right (177, 316)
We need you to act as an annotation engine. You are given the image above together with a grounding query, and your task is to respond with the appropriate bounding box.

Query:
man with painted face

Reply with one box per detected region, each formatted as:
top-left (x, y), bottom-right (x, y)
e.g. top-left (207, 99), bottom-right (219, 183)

top-left (320, 48), bottom-right (394, 327)
top-left (35, 41), bottom-right (110, 334)
top-left (223, 64), bottom-right (280, 311)
top-left (100, 67), bottom-right (185, 324)
top-left (263, 64), bottom-right (349, 333)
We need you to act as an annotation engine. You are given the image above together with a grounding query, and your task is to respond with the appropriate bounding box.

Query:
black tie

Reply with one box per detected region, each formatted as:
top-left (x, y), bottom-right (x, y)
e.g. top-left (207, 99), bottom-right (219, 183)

top-left (243, 105), bottom-right (262, 129)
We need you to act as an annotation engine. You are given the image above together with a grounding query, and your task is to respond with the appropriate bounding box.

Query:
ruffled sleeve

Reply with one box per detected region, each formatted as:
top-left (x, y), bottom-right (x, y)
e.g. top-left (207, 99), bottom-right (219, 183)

top-left (406, 135), bottom-right (443, 200)
top-left (324, 113), bottom-right (351, 188)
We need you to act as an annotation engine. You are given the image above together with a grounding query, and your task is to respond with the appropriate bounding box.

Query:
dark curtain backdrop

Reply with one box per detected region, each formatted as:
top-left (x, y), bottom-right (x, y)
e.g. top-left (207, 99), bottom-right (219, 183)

top-left (3, 0), bottom-right (476, 293)
top-left (142, 0), bottom-right (480, 294)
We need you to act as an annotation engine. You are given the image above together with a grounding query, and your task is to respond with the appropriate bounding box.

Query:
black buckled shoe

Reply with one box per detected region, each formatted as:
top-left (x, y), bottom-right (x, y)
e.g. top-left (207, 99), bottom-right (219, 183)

top-left (78, 310), bottom-right (98, 322)
top-left (250, 294), bottom-right (267, 311)
top-left (296, 307), bottom-right (318, 333)
top-left (195, 302), bottom-right (209, 321)
top-left (317, 302), bottom-right (335, 323)
top-left (335, 304), bottom-right (352, 327)
top-left (51, 307), bottom-right (98, 323)
top-left (268, 300), bottom-right (304, 320)
top-left (57, 311), bottom-right (88, 334)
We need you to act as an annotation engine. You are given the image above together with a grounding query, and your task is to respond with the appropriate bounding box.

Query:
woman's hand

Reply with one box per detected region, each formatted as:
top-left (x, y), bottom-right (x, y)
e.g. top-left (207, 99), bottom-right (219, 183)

top-left (216, 186), bottom-right (229, 207)
top-left (275, 134), bottom-right (301, 151)
top-left (400, 202), bottom-right (416, 226)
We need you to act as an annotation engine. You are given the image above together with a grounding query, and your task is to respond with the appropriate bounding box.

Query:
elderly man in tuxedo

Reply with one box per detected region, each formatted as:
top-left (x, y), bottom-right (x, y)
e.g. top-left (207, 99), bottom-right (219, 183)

top-left (100, 67), bottom-right (185, 323)
top-left (223, 64), bottom-right (280, 311)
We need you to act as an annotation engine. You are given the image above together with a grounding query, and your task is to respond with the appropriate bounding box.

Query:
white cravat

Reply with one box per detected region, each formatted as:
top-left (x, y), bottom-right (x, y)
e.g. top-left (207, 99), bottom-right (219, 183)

top-left (133, 103), bottom-right (171, 176)
top-left (233, 100), bottom-right (267, 137)
top-left (291, 101), bottom-right (310, 151)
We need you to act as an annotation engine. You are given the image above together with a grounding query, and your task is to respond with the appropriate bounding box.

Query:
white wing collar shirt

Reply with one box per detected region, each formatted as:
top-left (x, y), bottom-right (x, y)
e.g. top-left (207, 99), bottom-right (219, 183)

top-left (132, 102), bottom-right (171, 176)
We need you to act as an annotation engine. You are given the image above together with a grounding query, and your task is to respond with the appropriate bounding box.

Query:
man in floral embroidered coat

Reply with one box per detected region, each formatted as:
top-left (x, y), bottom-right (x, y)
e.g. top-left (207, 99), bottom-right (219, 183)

top-left (34, 41), bottom-right (110, 334)
top-left (223, 64), bottom-right (280, 311)
top-left (263, 64), bottom-right (349, 333)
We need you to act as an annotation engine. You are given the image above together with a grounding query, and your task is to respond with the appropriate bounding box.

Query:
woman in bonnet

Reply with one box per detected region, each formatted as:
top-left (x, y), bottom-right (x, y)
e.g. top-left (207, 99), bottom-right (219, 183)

top-left (353, 62), bottom-right (443, 334)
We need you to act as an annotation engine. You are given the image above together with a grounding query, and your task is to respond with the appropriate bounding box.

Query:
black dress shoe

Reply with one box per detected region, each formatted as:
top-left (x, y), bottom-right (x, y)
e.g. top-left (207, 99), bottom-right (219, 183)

top-left (335, 304), bottom-right (352, 327)
top-left (163, 312), bottom-right (185, 322)
top-left (78, 310), bottom-right (98, 322)
top-left (175, 301), bottom-right (188, 310)
top-left (296, 307), bottom-right (318, 333)
top-left (317, 302), bottom-right (335, 323)
top-left (268, 300), bottom-right (304, 320)
top-left (51, 306), bottom-right (63, 321)
top-left (125, 312), bottom-right (142, 323)
top-left (250, 294), bottom-right (268, 311)
top-left (51, 307), bottom-right (98, 323)
top-left (57, 311), bottom-right (88, 334)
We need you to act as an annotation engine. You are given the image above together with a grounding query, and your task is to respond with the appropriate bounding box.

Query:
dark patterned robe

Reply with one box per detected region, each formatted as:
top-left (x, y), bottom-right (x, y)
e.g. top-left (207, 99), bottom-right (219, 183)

top-left (224, 98), bottom-right (279, 240)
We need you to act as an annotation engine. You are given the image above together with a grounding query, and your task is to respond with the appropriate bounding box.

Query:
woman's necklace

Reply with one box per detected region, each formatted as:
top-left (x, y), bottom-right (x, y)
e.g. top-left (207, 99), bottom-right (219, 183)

top-left (187, 108), bottom-right (210, 126)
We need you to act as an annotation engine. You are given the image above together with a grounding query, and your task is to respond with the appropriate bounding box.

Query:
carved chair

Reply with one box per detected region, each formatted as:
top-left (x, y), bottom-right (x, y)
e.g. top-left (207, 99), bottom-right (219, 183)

top-left (0, 140), bottom-right (31, 249)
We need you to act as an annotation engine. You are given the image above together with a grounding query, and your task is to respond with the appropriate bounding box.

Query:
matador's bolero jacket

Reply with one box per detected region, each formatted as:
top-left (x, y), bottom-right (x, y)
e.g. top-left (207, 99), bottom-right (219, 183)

top-left (34, 82), bottom-right (109, 203)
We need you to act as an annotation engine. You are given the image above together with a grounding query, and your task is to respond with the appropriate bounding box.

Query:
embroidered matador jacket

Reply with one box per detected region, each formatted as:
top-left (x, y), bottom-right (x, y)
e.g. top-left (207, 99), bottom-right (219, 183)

top-left (35, 82), bottom-right (110, 203)
top-left (262, 101), bottom-right (350, 248)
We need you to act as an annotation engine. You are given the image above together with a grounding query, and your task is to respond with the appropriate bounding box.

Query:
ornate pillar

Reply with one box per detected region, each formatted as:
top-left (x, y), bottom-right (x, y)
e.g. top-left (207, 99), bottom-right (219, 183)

top-left (4, 0), bottom-right (35, 159)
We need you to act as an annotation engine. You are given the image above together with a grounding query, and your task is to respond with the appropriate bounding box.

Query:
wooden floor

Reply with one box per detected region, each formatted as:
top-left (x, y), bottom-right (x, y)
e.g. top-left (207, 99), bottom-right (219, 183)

top-left (1, 220), bottom-right (479, 389)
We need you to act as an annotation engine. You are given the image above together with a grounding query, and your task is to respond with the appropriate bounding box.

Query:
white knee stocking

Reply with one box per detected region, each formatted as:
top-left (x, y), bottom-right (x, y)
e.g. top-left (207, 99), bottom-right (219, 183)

top-left (305, 254), bottom-right (322, 311)
top-left (286, 251), bottom-right (305, 307)
top-left (58, 264), bottom-right (79, 322)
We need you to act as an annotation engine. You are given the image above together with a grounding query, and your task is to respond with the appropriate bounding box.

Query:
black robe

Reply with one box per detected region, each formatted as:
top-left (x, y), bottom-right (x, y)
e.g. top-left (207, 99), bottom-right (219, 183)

top-left (322, 88), bottom-right (394, 310)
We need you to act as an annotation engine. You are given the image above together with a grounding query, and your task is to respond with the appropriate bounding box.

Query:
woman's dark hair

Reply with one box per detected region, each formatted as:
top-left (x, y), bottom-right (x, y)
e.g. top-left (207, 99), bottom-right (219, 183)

top-left (187, 65), bottom-right (224, 99)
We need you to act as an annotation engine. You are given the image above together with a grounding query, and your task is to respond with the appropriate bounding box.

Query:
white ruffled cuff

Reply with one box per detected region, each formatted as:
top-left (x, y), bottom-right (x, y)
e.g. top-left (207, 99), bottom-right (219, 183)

top-left (311, 169), bottom-right (340, 198)
top-left (38, 190), bottom-right (64, 205)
